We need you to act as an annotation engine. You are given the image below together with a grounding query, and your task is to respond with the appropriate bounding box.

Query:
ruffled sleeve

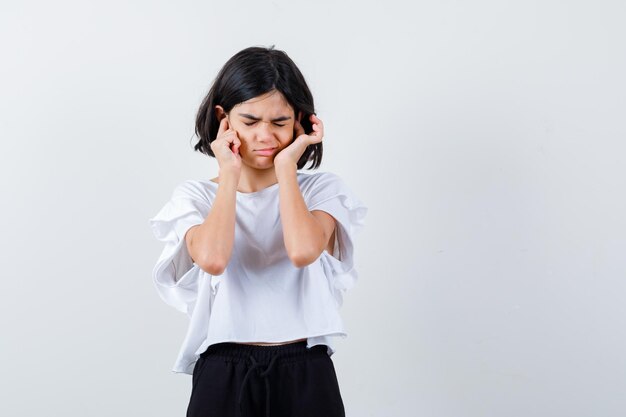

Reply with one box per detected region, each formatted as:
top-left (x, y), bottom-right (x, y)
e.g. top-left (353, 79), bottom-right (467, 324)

top-left (306, 172), bottom-right (368, 307)
top-left (148, 181), bottom-right (211, 316)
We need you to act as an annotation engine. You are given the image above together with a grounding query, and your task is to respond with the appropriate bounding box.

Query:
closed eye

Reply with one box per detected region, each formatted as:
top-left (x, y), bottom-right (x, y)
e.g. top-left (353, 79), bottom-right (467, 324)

top-left (244, 122), bottom-right (286, 127)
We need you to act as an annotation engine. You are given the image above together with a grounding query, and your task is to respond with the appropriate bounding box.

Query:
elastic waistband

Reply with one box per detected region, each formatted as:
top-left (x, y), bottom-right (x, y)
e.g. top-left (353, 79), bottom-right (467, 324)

top-left (200, 341), bottom-right (327, 364)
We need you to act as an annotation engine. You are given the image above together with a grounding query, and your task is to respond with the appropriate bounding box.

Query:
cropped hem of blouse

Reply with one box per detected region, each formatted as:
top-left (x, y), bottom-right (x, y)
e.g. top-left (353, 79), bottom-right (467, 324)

top-left (172, 333), bottom-right (346, 375)
top-left (148, 171), bottom-right (368, 375)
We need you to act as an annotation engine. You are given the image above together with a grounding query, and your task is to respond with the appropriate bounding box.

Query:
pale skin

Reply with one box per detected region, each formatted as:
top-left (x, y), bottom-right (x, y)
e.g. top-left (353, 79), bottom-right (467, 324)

top-left (184, 89), bottom-right (337, 346)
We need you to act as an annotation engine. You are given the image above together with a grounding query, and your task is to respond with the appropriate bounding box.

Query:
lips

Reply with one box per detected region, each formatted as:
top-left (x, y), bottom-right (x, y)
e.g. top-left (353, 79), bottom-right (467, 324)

top-left (255, 147), bottom-right (277, 156)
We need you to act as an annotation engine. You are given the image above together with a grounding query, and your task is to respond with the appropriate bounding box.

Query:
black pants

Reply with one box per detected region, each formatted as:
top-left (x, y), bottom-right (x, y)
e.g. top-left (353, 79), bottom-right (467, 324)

top-left (186, 340), bottom-right (346, 417)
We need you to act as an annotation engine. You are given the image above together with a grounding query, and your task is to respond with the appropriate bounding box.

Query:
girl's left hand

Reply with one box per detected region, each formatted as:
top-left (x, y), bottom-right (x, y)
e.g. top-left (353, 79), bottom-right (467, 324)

top-left (274, 113), bottom-right (324, 168)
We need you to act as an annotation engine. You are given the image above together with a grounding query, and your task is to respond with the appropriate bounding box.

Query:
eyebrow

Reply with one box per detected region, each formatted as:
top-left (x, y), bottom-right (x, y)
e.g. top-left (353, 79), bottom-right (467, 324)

top-left (237, 113), bottom-right (292, 122)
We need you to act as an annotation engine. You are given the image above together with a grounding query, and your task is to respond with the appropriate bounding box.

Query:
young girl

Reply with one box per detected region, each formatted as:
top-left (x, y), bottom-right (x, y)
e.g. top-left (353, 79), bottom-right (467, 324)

top-left (149, 45), bottom-right (368, 417)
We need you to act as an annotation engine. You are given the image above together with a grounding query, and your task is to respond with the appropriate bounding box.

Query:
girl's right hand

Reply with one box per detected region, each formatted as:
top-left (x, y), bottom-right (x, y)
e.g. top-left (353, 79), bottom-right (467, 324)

top-left (210, 116), bottom-right (242, 174)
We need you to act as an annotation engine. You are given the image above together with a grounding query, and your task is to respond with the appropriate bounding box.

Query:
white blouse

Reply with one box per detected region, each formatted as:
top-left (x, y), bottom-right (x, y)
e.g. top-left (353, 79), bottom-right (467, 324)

top-left (148, 171), bottom-right (368, 374)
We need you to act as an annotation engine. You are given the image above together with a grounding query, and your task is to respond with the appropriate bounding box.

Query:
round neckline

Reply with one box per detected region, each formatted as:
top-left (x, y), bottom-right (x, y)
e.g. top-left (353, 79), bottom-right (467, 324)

top-left (207, 179), bottom-right (280, 197)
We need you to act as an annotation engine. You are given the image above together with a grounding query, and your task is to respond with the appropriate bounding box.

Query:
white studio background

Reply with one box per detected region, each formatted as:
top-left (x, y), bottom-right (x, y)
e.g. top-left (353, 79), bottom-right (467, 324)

top-left (1, 1), bottom-right (625, 416)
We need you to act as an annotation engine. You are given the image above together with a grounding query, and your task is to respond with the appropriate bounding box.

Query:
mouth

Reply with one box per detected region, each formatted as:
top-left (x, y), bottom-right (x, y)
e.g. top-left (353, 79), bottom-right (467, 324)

top-left (255, 147), bottom-right (277, 156)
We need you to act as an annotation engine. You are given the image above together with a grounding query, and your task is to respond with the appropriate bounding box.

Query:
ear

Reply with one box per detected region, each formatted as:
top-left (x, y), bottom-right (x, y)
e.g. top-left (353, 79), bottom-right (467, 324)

top-left (297, 110), bottom-right (303, 123)
top-left (215, 105), bottom-right (226, 121)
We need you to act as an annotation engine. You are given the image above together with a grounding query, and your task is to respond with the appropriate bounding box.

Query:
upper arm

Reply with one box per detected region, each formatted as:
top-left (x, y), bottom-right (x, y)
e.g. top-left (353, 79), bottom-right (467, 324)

top-left (184, 224), bottom-right (201, 264)
top-left (311, 210), bottom-right (337, 256)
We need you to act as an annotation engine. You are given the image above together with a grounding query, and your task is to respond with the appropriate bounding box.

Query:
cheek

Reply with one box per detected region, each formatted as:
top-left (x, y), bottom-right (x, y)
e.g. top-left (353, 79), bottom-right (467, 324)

top-left (283, 130), bottom-right (295, 144)
top-left (234, 135), bottom-right (251, 149)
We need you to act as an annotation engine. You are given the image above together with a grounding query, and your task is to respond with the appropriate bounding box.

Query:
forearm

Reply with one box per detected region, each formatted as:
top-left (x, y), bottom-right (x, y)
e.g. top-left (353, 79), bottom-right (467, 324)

top-left (276, 163), bottom-right (326, 267)
top-left (190, 171), bottom-right (238, 274)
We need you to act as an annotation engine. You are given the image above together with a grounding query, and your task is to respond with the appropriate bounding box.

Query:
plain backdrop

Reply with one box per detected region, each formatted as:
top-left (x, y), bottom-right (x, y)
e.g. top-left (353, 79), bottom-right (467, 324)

top-left (1, 0), bottom-right (625, 416)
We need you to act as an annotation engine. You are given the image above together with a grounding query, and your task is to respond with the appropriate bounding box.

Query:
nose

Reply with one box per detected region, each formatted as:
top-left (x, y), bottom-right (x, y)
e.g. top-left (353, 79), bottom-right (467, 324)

top-left (255, 121), bottom-right (277, 141)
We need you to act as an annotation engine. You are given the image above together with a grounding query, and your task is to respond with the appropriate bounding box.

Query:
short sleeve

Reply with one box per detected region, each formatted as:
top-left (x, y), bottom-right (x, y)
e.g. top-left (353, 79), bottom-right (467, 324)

top-left (148, 181), bottom-right (211, 315)
top-left (306, 172), bottom-right (368, 306)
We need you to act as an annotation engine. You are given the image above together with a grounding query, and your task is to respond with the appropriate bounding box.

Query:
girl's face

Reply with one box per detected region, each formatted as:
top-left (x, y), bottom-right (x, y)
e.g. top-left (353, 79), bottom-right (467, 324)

top-left (215, 90), bottom-right (301, 169)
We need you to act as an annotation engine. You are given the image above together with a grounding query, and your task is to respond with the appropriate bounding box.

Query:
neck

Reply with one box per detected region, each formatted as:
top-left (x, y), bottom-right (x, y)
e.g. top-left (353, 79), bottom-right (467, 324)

top-left (236, 165), bottom-right (279, 193)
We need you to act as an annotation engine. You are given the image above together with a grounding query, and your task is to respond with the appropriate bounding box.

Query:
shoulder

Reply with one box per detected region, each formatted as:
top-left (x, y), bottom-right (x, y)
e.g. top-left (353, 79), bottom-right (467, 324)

top-left (299, 171), bottom-right (344, 191)
top-left (170, 179), bottom-right (213, 207)
top-left (299, 171), bottom-right (355, 208)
